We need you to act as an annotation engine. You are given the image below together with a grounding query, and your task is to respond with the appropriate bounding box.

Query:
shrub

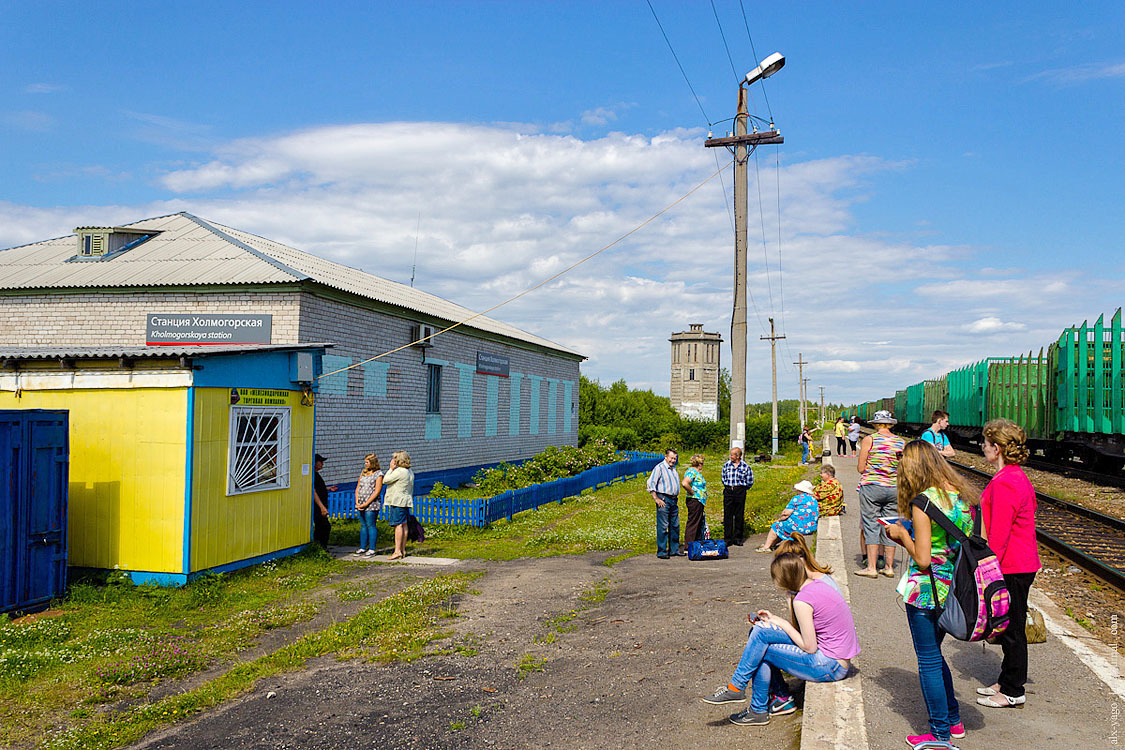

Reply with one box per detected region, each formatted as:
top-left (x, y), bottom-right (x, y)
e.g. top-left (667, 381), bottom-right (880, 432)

top-left (472, 440), bottom-right (624, 496)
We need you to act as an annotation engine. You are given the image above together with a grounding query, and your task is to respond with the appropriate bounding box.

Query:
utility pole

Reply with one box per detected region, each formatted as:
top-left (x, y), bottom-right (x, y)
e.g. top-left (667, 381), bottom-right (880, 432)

top-left (760, 317), bottom-right (786, 456)
top-left (704, 63), bottom-right (784, 451)
top-left (819, 385), bottom-right (825, 426)
top-left (793, 354), bottom-right (808, 427)
top-left (802, 377), bottom-right (811, 427)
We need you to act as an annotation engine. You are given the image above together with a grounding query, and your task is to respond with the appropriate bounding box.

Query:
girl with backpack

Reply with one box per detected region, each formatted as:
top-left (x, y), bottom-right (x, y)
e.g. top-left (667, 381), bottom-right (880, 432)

top-left (701, 552), bottom-right (859, 726)
top-left (883, 440), bottom-right (979, 748)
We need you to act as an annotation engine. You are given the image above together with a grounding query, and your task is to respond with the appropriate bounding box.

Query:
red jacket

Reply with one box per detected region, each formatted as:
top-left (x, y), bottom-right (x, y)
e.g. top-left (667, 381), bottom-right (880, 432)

top-left (981, 464), bottom-right (1041, 575)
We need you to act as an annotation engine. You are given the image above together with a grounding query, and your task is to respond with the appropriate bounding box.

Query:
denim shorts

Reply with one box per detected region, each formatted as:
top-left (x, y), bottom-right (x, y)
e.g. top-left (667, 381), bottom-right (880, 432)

top-left (383, 505), bottom-right (410, 527)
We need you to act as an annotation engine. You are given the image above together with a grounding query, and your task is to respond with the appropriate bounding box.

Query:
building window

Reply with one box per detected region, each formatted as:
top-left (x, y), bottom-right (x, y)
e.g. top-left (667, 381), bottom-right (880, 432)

top-left (689, 369), bottom-right (695, 381)
top-left (227, 406), bottom-right (291, 496)
top-left (426, 363), bottom-right (442, 413)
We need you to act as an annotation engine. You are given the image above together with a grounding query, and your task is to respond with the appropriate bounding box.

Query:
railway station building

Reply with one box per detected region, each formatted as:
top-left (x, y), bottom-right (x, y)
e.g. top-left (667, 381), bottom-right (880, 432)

top-left (0, 212), bottom-right (584, 485)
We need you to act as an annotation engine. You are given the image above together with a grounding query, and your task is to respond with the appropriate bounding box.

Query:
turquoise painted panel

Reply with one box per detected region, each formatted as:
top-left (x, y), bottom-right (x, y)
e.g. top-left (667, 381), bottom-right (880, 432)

top-left (547, 380), bottom-right (558, 434)
top-left (425, 413), bottom-right (442, 440)
top-left (456, 364), bottom-right (474, 438)
top-left (509, 373), bottom-right (523, 435)
top-left (563, 381), bottom-right (573, 433)
top-left (363, 362), bottom-right (389, 399)
top-left (485, 377), bottom-right (498, 436)
top-left (528, 376), bottom-right (542, 435)
top-left (320, 355), bottom-right (351, 396)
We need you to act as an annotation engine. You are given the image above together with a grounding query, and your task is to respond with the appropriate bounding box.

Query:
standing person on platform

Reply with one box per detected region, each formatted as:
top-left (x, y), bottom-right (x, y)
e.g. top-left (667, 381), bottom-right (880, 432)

top-left (976, 419), bottom-right (1040, 709)
top-left (798, 427), bottom-right (812, 466)
top-left (648, 449), bottom-right (684, 559)
top-left (721, 447), bottom-right (755, 547)
top-left (855, 411), bottom-right (904, 578)
top-left (847, 417), bottom-right (861, 454)
top-left (354, 453), bottom-right (384, 556)
top-left (382, 450), bottom-right (414, 561)
top-left (884, 440), bottom-right (978, 748)
top-left (312, 454), bottom-right (331, 548)
top-left (681, 454), bottom-right (708, 548)
top-left (834, 417), bottom-right (848, 456)
top-left (920, 410), bottom-right (956, 459)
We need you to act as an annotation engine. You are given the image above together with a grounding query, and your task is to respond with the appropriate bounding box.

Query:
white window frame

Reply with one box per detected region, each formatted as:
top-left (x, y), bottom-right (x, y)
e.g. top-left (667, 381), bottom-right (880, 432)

top-left (227, 405), bottom-right (291, 496)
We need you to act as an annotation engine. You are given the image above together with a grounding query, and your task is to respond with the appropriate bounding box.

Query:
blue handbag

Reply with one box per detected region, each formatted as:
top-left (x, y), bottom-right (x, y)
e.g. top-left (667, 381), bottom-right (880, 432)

top-left (688, 540), bottom-right (728, 561)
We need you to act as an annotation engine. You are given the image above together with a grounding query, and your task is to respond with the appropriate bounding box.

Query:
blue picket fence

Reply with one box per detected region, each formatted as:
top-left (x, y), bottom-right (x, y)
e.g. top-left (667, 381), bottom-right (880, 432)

top-left (326, 451), bottom-right (662, 528)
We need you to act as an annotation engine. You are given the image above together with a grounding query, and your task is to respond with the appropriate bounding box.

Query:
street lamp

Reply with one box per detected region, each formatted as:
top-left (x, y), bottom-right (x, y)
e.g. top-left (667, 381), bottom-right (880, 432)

top-left (704, 53), bottom-right (785, 452)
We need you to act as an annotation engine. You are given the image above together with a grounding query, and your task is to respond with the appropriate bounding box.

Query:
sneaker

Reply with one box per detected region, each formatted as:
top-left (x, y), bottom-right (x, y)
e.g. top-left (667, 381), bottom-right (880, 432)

top-left (730, 708), bottom-right (770, 726)
top-left (905, 734), bottom-right (958, 749)
top-left (364, 549), bottom-right (377, 556)
top-left (657, 554), bottom-right (670, 560)
top-left (354, 549), bottom-right (366, 555)
top-left (976, 693), bottom-right (1025, 708)
top-left (768, 696), bottom-right (797, 715)
top-left (950, 723), bottom-right (965, 739)
top-left (702, 686), bottom-right (746, 705)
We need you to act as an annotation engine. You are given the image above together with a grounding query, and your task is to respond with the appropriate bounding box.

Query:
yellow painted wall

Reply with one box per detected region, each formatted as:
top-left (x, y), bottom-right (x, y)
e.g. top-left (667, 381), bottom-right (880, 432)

top-left (189, 388), bottom-right (314, 571)
top-left (0, 388), bottom-right (187, 572)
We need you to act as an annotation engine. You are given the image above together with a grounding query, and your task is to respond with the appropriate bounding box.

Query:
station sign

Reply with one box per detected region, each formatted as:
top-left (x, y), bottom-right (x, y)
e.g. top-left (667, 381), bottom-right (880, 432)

top-left (146, 313), bottom-right (272, 345)
top-left (476, 351), bottom-right (509, 377)
top-left (230, 388), bottom-right (289, 406)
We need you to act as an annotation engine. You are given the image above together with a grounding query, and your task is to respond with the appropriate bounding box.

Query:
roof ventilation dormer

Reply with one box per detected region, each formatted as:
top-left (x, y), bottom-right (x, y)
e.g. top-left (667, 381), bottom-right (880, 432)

top-left (73, 226), bottom-right (157, 260)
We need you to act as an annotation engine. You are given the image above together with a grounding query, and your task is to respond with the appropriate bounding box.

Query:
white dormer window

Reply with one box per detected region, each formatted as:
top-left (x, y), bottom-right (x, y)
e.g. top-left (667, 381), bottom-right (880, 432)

top-left (74, 227), bottom-right (157, 260)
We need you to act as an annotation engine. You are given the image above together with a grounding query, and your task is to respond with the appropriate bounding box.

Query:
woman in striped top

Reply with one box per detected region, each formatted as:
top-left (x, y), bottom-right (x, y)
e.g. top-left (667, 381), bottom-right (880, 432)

top-left (855, 410), bottom-right (905, 579)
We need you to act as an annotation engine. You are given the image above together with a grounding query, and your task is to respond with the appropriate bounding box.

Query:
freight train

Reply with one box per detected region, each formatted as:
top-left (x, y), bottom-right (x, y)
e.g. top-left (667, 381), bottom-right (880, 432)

top-left (842, 309), bottom-right (1125, 472)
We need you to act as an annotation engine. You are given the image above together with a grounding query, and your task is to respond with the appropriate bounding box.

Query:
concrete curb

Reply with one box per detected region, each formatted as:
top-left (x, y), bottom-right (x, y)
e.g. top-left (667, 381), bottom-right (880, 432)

top-left (801, 458), bottom-right (871, 750)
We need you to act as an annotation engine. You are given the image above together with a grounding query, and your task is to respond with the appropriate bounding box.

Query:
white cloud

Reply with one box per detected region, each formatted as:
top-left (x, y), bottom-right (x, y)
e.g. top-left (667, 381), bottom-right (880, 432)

top-left (964, 317), bottom-right (1026, 334)
top-left (24, 83), bottom-right (65, 94)
top-left (1028, 61), bottom-right (1125, 85)
top-left (3, 110), bottom-right (55, 132)
top-left (1, 120), bottom-right (1120, 406)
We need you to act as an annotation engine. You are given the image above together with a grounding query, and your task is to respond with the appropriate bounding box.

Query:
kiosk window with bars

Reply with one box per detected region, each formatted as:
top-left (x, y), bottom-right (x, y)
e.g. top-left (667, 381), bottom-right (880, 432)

top-left (227, 406), bottom-right (291, 495)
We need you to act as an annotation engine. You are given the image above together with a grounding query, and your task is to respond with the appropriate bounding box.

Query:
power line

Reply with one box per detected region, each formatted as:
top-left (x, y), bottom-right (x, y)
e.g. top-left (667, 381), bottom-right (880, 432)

top-left (714, 148), bottom-right (768, 337)
top-left (737, 0), bottom-right (773, 122)
top-left (709, 0), bottom-right (740, 83)
top-left (774, 145), bottom-right (796, 366)
top-left (752, 150), bottom-right (774, 316)
top-left (645, 0), bottom-right (711, 125)
top-left (320, 167), bottom-right (726, 380)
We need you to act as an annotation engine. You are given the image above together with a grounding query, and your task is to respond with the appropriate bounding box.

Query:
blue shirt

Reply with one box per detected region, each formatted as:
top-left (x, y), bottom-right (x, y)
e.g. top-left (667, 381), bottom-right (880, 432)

top-left (647, 460), bottom-right (680, 497)
top-left (721, 460), bottom-right (754, 488)
top-left (920, 428), bottom-right (950, 451)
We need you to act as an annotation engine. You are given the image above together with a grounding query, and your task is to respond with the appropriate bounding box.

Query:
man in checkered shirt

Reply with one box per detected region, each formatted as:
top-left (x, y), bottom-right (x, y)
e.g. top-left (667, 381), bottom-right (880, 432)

top-left (721, 447), bottom-right (754, 546)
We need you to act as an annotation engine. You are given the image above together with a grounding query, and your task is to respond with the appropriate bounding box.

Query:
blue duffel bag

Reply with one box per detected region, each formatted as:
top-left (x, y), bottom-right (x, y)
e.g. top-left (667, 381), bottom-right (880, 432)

top-left (688, 539), bottom-right (728, 561)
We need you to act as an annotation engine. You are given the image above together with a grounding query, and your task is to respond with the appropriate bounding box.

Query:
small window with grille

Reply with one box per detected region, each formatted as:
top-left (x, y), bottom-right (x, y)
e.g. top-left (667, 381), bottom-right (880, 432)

top-left (227, 406), bottom-right (291, 495)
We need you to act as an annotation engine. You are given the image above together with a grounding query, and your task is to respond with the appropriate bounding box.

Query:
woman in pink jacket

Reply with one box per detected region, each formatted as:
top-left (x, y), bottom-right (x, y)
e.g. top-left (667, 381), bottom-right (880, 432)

top-left (977, 418), bottom-right (1041, 709)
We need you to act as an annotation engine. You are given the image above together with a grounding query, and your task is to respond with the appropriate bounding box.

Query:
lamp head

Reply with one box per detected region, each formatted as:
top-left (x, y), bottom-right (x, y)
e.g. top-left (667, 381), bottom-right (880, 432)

top-left (743, 52), bottom-right (785, 86)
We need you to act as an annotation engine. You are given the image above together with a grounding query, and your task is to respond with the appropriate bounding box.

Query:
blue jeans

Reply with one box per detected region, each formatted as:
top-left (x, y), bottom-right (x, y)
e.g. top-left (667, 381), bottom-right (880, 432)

top-left (731, 624), bottom-right (848, 712)
top-left (655, 494), bottom-right (680, 556)
top-left (906, 604), bottom-right (960, 740)
top-left (801, 443), bottom-right (810, 464)
top-left (359, 509), bottom-right (379, 550)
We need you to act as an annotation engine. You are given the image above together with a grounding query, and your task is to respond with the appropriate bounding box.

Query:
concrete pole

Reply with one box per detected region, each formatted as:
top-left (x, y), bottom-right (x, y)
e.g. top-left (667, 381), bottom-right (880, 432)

top-left (794, 353), bottom-right (808, 427)
top-left (761, 317), bottom-right (785, 456)
top-left (729, 87), bottom-right (749, 450)
top-left (819, 385), bottom-right (825, 426)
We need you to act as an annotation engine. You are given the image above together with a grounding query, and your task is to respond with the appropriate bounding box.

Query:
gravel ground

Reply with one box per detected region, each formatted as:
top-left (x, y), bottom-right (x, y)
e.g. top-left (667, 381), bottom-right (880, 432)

top-left (130, 550), bottom-right (804, 750)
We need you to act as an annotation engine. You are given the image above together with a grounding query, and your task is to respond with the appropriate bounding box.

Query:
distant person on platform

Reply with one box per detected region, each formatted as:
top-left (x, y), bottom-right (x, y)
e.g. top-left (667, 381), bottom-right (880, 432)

top-left (312, 453), bottom-right (331, 548)
top-left (920, 410), bottom-right (956, 459)
top-left (834, 417), bottom-right (848, 456)
top-left (798, 427), bottom-right (812, 466)
top-left (722, 447), bottom-right (755, 547)
top-left (847, 417), bottom-right (861, 453)
top-left (648, 449), bottom-right (685, 559)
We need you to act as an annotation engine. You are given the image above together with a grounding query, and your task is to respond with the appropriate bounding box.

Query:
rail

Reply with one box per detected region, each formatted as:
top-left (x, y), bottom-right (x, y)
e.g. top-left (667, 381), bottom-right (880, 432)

top-left (327, 451), bottom-right (662, 528)
top-left (949, 459), bottom-right (1125, 591)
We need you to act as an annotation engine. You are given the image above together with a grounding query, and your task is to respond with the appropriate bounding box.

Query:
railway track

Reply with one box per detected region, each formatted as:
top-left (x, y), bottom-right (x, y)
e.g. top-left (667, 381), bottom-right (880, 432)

top-left (949, 460), bottom-right (1125, 591)
top-left (1024, 455), bottom-right (1125, 490)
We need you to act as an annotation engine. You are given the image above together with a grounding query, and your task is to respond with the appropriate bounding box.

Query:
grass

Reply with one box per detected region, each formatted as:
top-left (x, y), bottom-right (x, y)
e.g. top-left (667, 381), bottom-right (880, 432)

top-left (329, 450), bottom-right (805, 561)
top-left (38, 572), bottom-right (481, 750)
top-left (516, 654), bottom-right (547, 680)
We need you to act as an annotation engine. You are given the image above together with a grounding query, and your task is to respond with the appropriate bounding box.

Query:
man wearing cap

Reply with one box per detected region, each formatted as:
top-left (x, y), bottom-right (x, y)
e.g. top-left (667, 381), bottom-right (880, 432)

top-left (721, 447), bottom-right (754, 547)
top-left (312, 453), bottom-right (331, 548)
top-left (647, 449), bottom-right (685, 558)
top-left (755, 479), bottom-right (820, 552)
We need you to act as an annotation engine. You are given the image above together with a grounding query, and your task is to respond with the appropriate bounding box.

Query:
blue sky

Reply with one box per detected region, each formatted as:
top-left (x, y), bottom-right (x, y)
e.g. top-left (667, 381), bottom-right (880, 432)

top-left (2, 1), bottom-right (1123, 404)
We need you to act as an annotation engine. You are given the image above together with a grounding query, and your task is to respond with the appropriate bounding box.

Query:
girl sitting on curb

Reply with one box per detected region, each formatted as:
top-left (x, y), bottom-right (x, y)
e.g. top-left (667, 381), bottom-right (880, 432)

top-left (701, 552), bottom-right (860, 726)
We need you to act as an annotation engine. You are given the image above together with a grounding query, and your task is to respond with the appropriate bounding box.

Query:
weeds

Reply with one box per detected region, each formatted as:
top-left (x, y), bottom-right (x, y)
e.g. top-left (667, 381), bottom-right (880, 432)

top-left (516, 654), bottom-right (546, 679)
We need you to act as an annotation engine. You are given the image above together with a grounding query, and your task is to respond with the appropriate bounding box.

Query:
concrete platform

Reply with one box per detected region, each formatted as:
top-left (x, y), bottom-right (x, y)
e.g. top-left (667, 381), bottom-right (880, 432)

top-left (328, 546), bottom-right (462, 566)
top-left (801, 450), bottom-right (1122, 749)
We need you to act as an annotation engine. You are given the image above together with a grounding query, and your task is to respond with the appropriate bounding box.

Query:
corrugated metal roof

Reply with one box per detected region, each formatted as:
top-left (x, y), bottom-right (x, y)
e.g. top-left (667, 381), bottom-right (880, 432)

top-left (0, 212), bottom-right (581, 358)
top-left (0, 344), bottom-right (332, 360)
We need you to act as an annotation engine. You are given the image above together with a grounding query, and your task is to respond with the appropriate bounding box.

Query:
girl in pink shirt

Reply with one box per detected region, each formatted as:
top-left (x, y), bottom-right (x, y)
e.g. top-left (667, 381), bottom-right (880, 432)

top-left (977, 418), bottom-right (1040, 709)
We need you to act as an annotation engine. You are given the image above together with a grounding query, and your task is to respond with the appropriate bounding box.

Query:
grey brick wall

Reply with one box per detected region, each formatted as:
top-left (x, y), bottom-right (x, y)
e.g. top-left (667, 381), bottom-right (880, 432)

top-left (0, 286), bottom-right (581, 485)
